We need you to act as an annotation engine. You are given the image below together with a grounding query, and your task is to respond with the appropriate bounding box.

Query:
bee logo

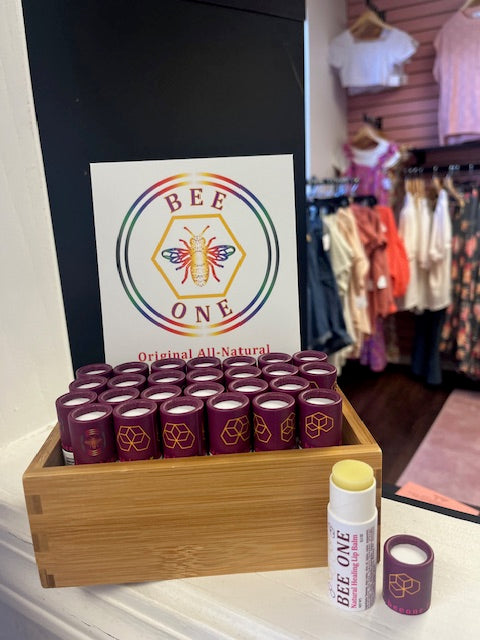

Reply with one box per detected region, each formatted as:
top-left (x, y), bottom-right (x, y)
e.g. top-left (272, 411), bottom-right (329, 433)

top-left (161, 225), bottom-right (236, 287)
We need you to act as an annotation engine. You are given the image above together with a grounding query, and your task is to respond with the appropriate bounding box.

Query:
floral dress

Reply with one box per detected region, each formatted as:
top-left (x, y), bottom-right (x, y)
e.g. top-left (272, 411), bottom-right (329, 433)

top-left (440, 190), bottom-right (480, 379)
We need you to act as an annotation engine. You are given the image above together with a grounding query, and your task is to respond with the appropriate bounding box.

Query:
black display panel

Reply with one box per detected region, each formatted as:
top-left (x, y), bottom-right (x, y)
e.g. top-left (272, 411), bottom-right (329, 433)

top-left (22, 0), bottom-right (306, 369)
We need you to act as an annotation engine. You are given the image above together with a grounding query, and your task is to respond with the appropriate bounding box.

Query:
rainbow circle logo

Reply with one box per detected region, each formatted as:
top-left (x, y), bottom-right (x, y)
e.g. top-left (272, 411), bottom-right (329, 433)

top-left (116, 172), bottom-right (279, 337)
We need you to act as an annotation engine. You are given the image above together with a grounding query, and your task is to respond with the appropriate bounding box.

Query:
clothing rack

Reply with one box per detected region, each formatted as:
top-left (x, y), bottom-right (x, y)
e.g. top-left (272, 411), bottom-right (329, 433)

top-left (404, 163), bottom-right (480, 176)
top-left (308, 193), bottom-right (378, 219)
top-left (306, 177), bottom-right (360, 186)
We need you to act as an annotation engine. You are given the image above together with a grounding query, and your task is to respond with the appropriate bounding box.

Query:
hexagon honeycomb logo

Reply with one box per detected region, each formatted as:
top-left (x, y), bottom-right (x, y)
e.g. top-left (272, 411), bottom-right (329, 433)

top-left (389, 573), bottom-right (421, 598)
top-left (163, 422), bottom-right (196, 450)
top-left (221, 415), bottom-right (250, 446)
top-left (253, 414), bottom-right (272, 444)
top-left (116, 173), bottom-right (280, 337)
top-left (305, 412), bottom-right (334, 440)
top-left (281, 412), bottom-right (296, 443)
top-left (151, 215), bottom-right (246, 300)
top-left (117, 425), bottom-right (151, 452)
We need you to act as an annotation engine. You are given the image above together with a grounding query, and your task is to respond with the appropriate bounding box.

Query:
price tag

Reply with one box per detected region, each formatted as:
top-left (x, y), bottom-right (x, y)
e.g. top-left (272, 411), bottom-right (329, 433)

top-left (323, 233), bottom-right (331, 252)
top-left (377, 275), bottom-right (388, 290)
top-left (355, 295), bottom-right (368, 309)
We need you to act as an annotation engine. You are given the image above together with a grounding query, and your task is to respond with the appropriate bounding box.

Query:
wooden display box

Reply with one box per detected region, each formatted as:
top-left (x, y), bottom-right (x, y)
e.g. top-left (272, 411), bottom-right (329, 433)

top-left (23, 390), bottom-right (382, 588)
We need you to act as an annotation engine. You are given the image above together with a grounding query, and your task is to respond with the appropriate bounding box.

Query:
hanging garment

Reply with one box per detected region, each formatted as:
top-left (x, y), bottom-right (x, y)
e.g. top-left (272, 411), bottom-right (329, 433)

top-left (352, 204), bottom-right (396, 373)
top-left (328, 27), bottom-right (418, 95)
top-left (359, 317), bottom-right (388, 373)
top-left (352, 204), bottom-right (395, 326)
top-left (306, 215), bottom-right (352, 355)
top-left (343, 140), bottom-right (400, 206)
top-left (440, 189), bottom-right (480, 379)
top-left (398, 193), bottom-right (434, 313)
top-left (434, 10), bottom-right (480, 145)
top-left (411, 309), bottom-right (447, 386)
top-left (427, 189), bottom-right (452, 311)
top-left (398, 185), bottom-right (454, 384)
top-left (415, 195), bottom-right (434, 314)
top-left (375, 205), bottom-right (410, 299)
top-left (336, 207), bottom-right (371, 356)
top-left (398, 191), bottom-right (420, 311)
top-left (322, 214), bottom-right (355, 374)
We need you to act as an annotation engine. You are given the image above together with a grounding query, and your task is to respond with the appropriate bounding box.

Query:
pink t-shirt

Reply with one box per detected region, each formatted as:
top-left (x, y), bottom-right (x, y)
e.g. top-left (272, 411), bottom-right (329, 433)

top-left (434, 10), bottom-right (480, 145)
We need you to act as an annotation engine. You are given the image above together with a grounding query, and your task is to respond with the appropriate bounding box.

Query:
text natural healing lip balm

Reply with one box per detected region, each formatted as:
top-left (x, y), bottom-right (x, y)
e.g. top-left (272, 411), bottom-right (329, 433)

top-left (327, 459), bottom-right (377, 611)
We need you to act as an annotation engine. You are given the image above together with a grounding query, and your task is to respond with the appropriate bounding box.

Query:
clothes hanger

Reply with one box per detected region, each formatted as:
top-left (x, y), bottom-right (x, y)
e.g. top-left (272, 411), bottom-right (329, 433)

top-left (351, 123), bottom-right (388, 150)
top-left (461, 1), bottom-right (480, 10)
top-left (443, 167), bottom-right (465, 207)
top-left (415, 173), bottom-right (426, 199)
top-left (349, 9), bottom-right (392, 40)
top-left (431, 167), bottom-right (443, 195)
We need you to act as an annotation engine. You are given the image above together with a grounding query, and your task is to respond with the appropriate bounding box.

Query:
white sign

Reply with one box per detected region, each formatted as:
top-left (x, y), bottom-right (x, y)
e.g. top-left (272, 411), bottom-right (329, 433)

top-left (91, 155), bottom-right (300, 364)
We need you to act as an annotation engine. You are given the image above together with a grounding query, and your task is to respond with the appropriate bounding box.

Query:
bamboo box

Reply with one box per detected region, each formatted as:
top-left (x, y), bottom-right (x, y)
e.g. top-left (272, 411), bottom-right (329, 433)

top-left (22, 390), bottom-right (382, 588)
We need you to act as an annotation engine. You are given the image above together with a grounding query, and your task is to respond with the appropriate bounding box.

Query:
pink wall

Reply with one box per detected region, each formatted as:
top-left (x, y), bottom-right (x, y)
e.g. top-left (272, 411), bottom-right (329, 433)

top-left (346, 0), bottom-right (461, 149)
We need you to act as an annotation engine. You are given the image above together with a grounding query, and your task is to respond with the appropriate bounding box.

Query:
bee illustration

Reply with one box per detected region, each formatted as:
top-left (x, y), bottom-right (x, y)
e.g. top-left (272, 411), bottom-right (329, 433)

top-left (161, 225), bottom-right (236, 287)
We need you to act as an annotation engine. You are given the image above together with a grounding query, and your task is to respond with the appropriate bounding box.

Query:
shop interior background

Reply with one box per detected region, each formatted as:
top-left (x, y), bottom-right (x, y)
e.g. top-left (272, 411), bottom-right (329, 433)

top-left (2, 0), bottom-right (479, 497)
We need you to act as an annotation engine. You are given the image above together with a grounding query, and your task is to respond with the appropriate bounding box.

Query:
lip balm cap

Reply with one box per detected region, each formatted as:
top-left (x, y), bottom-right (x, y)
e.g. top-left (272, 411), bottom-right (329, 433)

top-left (383, 534), bottom-right (434, 614)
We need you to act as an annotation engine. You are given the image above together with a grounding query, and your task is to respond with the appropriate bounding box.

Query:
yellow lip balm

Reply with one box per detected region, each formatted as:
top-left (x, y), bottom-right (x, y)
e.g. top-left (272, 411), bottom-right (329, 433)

top-left (332, 459), bottom-right (374, 492)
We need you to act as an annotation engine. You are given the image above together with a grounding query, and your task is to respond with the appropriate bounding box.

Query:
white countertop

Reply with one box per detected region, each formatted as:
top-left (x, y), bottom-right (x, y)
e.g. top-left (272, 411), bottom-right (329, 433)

top-left (1, 425), bottom-right (479, 639)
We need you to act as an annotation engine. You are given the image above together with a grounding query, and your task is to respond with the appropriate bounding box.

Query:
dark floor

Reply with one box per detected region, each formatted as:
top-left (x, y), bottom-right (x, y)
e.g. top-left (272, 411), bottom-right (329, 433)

top-left (338, 360), bottom-right (477, 484)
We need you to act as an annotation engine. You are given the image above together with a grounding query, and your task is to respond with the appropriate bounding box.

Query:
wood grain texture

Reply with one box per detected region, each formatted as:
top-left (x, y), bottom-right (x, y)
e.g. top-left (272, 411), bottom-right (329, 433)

top-left (23, 391), bottom-right (381, 588)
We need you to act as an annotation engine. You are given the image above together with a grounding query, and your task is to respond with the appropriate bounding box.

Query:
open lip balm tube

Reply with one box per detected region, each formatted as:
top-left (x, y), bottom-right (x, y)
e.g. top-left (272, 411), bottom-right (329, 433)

top-left (141, 384), bottom-right (183, 408)
top-left (269, 375), bottom-right (310, 399)
top-left (107, 373), bottom-right (147, 393)
top-left (298, 361), bottom-right (337, 389)
top-left (148, 369), bottom-right (186, 388)
top-left (183, 381), bottom-right (224, 400)
top-left (222, 355), bottom-right (257, 370)
top-left (186, 356), bottom-right (222, 371)
top-left (257, 352), bottom-right (292, 367)
top-left (69, 375), bottom-right (108, 395)
top-left (75, 363), bottom-right (113, 379)
top-left (297, 388), bottom-right (343, 448)
top-left (206, 392), bottom-right (251, 455)
top-left (113, 398), bottom-right (159, 461)
top-left (328, 459), bottom-right (378, 612)
top-left (183, 382), bottom-right (225, 454)
top-left (186, 367), bottom-right (224, 385)
top-left (151, 357), bottom-right (186, 373)
top-left (159, 396), bottom-right (204, 458)
top-left (112, 361), bottom-right (150, 378)
top-left (227, 377), bottom-right (269, 399)
top-left (224, 365), bottom-right (262, 386)
top-left (55, 390), bottom-right (97, 465)
top-left (68, 403), bottom-right (117, 464)
top-left (252, 392), bottom-right (296, 451)
top-left (261, 362), bottom-right (299, 383)
top-left (292, 350), bottom-right (328, 368)
top-left (98, 387), bottom-right (140, 407)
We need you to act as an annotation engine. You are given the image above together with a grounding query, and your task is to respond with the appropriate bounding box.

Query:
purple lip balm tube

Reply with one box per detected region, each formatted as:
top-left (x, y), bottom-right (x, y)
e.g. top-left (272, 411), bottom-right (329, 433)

top-left (206, 392), bottom-right (251, 455)
top-left (68, 403), bottom-right (117, 464)
top-left (55, 390), bottom-right (97, 465)
top-left (252, 392), bottom-right (296, 451)
top-left (160, 396), bottom-right (205, 458)
top-left (113, 398), bottom-right (160, 461)
top-left (75, 363), bottom-right (113, 379)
